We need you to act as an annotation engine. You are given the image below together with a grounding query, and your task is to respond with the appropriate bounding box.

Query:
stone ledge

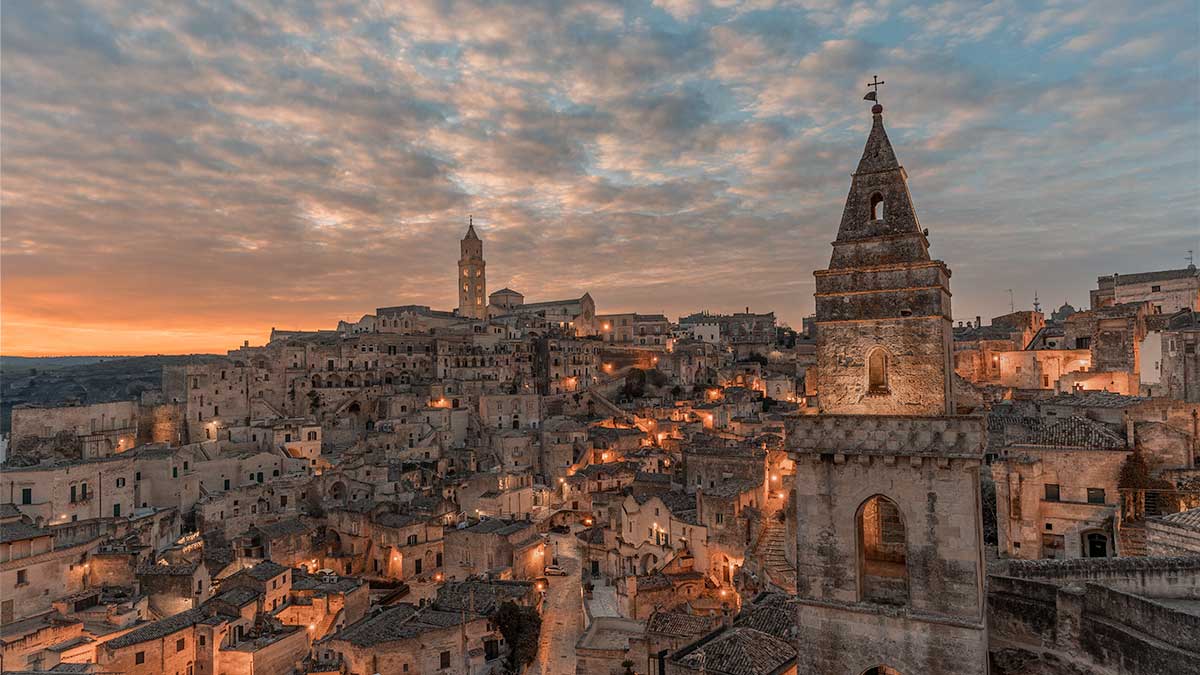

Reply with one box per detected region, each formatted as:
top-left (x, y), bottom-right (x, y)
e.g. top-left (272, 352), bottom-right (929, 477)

top-left (787, 414), bottom-right (986, 458)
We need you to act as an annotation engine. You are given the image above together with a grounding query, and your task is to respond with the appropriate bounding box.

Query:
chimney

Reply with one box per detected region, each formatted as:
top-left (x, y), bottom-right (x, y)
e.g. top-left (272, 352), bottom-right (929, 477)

top-left (975, 316), bottom-right (982, 328)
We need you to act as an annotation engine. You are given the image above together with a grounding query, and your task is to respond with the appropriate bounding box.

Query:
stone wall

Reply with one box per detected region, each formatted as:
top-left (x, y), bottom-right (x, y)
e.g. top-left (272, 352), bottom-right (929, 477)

top-left (987, 574), bottom-right (1200, 675)
top-left (1145, 517), bottom-right (1200, 555)
top-left (815, 315), bottom-right (953, 416)
top-left (998, 556), bottom-right (1200, 599)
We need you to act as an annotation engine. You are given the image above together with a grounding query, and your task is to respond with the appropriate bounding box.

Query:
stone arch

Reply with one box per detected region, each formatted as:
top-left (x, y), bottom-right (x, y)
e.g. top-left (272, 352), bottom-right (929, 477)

top-left (862, 667), bottom-right (902, 675)
top-left (856, 494), bottom-right (908, 606)
top-left (312, 375), bottom-right (322, 388)
top-left (869, 192), bottom-right (885, 220)
top-left (866, 346), bottom-right (889, 394)
top-left (639, 552), bottom-right (659, 575)
top-left (329, 481), bottom-right (347, 503)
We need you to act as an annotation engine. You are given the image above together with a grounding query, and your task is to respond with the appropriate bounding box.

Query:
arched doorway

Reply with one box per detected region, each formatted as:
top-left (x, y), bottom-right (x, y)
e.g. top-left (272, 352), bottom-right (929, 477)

top-left (1084, 531), bottom-right (1110, 558)
top-left (857, 495), bottom-right (908, 605)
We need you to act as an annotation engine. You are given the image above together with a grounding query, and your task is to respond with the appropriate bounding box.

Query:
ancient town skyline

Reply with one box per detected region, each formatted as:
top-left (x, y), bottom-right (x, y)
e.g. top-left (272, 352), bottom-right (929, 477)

top-left (2, 1), bottom-right (1198, 357)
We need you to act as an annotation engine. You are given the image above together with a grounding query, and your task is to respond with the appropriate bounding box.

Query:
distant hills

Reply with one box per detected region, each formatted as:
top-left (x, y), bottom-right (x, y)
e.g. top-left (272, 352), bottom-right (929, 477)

top-left (0, 354), bottom-right (222, 433)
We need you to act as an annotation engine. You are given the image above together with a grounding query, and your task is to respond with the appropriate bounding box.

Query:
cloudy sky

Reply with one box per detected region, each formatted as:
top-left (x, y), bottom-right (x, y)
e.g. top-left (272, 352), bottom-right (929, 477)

top-left (2, 1), bottom-right (1197, 356)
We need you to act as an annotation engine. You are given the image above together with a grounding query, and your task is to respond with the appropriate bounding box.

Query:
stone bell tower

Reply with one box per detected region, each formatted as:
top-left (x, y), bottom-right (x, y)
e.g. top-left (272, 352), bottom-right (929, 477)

top-left (813, 96), bottom-right (954, 416)
top-left (790, 91), bottom-right (988, 675)
top-left (457, 218), bottom-right (486, 320)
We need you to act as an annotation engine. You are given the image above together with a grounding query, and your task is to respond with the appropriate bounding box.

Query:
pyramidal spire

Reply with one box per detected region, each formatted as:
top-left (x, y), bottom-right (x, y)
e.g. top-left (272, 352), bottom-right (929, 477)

top-left (855, 104), bottom-right (900, 175)
top-left (464, 214), bottom-right (479, 240)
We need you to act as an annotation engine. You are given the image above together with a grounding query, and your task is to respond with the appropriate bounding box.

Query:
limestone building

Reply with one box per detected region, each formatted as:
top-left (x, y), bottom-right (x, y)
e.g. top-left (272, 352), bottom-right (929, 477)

top-left (790, 99), bottom-right (988, 674)
top-left (457, 221), bottom-right (487, 320)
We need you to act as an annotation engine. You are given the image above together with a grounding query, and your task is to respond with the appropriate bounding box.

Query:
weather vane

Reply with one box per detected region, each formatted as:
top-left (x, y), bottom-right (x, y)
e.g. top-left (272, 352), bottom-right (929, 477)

top-left (863, 75), bottom-right (885, 103)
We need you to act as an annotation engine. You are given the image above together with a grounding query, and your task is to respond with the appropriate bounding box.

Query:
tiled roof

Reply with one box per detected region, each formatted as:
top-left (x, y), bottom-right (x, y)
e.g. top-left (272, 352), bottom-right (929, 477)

top-left (243, 560), bottom-right (288, 581)
top-left (1157, 506), bottom-right (1200, 532)
top-left (136, 561), bottom-right (199, 576)
top-left (672, 626), bottom-right (796, 675)
top-left (435, 579), bottom-right (534, 616)
top-left (334, 604), bottom-right (424, 646)
top-left (734, 598), bottom-right (798, 639)
top-left (459, 519), bottom-right (533, 536)
top-left (1043, 391), bottom-right (1148, 408)
top-left (645, 611), bottom-right (713, 638)
top-left (1100, 267), bottom-right (1198, 287)
top-left (702, 478), bottom-right (762, 498)
top-left (211, 587), bottom-right (260, 608)
top-left (254, 517), bottom-right (314, 539)
top-left (0, 520), bottom-right (49, 544)
top-left (636, 573), bottom-right (672, 590)
top-left (374, 512), bottom-right (426, 529)
top-left (1011, 416), bottom-right (1126, 450)
top-left (106, 609), bottom-right (207, 649)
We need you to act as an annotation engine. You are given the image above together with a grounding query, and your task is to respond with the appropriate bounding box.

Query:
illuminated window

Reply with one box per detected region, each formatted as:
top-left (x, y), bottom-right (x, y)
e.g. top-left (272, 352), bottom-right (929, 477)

top-left (867, 348), bottom-right (889, 394)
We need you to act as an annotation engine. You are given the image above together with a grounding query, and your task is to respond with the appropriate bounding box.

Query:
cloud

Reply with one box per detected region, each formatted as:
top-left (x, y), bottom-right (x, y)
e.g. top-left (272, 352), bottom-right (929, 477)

top-left (1, 0), bottom-right (1196, 355)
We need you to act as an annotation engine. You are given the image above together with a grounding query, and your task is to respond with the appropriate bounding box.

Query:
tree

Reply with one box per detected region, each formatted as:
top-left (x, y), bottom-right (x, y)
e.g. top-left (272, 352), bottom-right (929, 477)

top-left (495, 601), bottom-right (541, 673)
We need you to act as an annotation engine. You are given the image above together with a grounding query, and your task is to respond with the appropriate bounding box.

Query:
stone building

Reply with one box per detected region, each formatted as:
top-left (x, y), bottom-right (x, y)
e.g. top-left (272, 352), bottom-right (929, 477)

top-left (790, 100), bottom-right (989, 674)
top-left (1161, 310), bottom-right (1200, 402)
top-left (10, 400), bottom-right (140, 459)
top-left (1090, 265), bottom-right (1200, 315)
top-left (442, 518), bottom-right (544, 580)
top-left (990, 416), bottom-right (1130, 559)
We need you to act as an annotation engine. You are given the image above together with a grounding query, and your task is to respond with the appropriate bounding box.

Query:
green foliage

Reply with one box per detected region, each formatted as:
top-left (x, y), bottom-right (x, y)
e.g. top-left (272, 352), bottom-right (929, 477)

top-left (1118, 451), bottom-right (1172, 490)
top-left (622, 368), bottom-right (647, 399)
top-left (646, 368), bottom-right (668, 388)
top-left (495, 601), bottom-right (541, 672)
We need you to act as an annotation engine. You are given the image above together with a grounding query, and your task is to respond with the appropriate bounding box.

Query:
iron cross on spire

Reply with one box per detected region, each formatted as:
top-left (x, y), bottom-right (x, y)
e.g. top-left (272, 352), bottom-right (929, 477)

top-left (863, 75), bottom-right (885, 104)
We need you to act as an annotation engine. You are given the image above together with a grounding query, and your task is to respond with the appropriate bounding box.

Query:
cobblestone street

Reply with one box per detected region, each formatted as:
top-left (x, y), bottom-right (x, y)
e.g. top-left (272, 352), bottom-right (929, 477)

top-left (530, 532), bottom-right (584, 675)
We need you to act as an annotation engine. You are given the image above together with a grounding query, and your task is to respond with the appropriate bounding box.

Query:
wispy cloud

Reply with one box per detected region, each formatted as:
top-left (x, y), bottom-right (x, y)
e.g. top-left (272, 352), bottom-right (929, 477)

top-left (1, 0), bottom-right (1196, 355)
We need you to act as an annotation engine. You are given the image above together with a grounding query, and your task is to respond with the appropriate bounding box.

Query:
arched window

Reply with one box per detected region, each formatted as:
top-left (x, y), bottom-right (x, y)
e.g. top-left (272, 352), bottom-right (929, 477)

top-left (870, 192), bottom-right (884, 220)
top-left (862, 667), bottom-right (903, 675)
top-left (857, 495), bottom-right (908, 605)
top-left (867, 348), bottom-right (889, 394)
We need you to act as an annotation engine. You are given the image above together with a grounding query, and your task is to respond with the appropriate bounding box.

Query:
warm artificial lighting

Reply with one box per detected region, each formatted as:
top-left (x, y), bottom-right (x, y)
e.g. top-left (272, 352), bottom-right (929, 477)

top-left (771, 475), bottom-right (778, 482)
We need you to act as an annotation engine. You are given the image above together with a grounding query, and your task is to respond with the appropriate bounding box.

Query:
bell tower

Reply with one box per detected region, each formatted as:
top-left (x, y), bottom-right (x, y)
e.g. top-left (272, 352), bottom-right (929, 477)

top-left (813, 95), bottom-right (954, 415)
top-left (790, 89), bottom-right (988, 675)
top-left (457, 218), bottom-right (486, 320)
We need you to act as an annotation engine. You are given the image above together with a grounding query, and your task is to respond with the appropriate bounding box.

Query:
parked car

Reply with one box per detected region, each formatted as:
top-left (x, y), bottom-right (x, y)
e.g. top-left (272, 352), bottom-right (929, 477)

top-left (544, 564), bottom-right (567, 576)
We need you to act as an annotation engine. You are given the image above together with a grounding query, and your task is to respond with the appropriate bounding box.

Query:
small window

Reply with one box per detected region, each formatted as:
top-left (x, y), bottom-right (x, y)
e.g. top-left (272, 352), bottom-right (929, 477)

top-left (176, 637), bottom-right (185, 652)
top-left (868, 348), bottom-right (889, 394)
top-left (16, 569), bottom-right (28, 585)
top-left (869, 192), bottom-right (884, 220)
top-left (135, 652), bottom-right (145, 665)
top-left (20, 488), bottom-right (31, 504)
top-left (1087, 488), bottom-right (1106, 504)
top-left (440, 651), bottom-right (451, 669)
top-left (1151, 285), bottom-right (1161, 292)
top-left (1044, 484), bottom-right (1060, 501)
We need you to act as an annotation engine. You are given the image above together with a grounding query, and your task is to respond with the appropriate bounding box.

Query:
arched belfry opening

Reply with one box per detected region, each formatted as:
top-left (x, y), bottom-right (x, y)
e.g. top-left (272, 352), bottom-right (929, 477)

top-left (867, 347), bottom-right (889, 394)
top-left (857, 495), bottom-right (908, 605)
top-left (869, 192), bottom-right (884, 220)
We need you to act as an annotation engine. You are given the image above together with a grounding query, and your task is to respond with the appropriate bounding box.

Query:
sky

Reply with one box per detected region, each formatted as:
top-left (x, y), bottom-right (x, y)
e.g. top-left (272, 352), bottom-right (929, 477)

top-left (2, 0), bottom-right (1197, 356)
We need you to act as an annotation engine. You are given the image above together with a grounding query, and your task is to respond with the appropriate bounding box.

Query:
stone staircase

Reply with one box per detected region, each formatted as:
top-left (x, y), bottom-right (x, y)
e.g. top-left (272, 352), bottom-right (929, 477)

top-left (1118, 521), bottom-right (1148, 557)
top-left (757, 518), bottom-right (796, 593)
